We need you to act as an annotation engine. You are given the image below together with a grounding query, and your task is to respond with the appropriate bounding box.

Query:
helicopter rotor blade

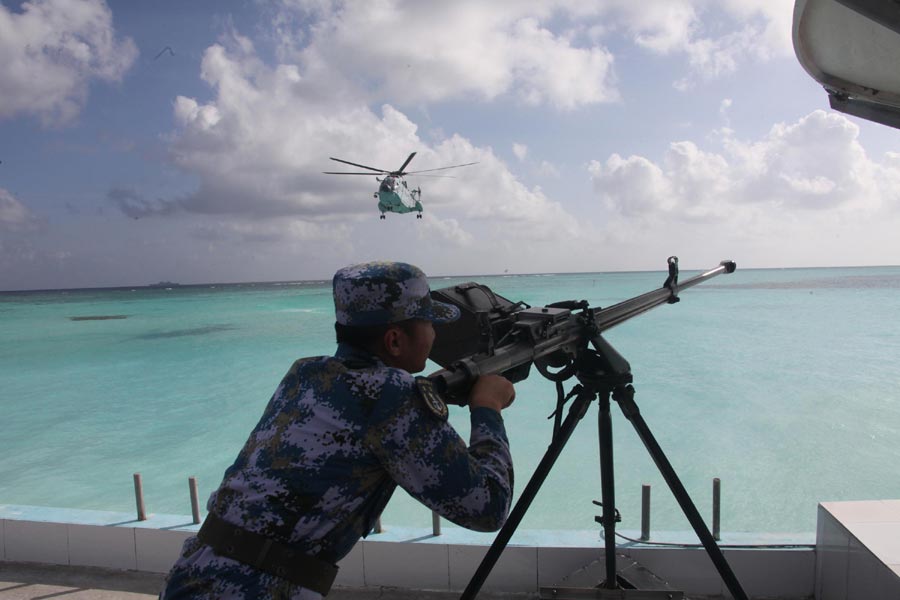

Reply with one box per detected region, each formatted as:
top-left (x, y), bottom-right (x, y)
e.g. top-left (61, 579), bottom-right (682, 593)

top-left (406, 174), bottom-right (458, 178)
top-left (395, 152), bottom-right (417, 175)
top-left (323, 171), bottom-right (384, 175)
top-left (405, 161), bottom-right (478, 174)
top-left (329, 157), bottom-right (389, 173)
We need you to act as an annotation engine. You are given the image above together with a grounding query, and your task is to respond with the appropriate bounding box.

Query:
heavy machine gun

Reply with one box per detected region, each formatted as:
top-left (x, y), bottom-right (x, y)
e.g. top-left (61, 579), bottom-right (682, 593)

top-left (427, 258), bottom-right (748, 600)
top-left (429, 257), bottom-right (735, 403)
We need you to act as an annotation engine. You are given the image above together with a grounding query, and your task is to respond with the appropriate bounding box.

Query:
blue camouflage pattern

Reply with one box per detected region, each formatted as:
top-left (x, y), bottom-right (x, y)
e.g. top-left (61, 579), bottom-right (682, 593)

top-left (333, 261), bottom-right (460, 327)
top-left (160, 343), bottom-right (513, 599)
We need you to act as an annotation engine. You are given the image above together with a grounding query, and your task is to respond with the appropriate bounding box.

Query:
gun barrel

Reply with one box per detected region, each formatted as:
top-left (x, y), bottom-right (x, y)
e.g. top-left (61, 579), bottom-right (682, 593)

top-left (594, 260), bottom-right (735, 332)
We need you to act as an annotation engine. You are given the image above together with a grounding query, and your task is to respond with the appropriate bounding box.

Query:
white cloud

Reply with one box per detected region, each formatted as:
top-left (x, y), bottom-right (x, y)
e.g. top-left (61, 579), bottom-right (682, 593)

top-left (419, 136), bottom-right (584, 241)
top-left (537, 161), bottom-right (560, 178)
top-left (590, 110), bottom-right (900, 226)
top-left (416, 214), bottom-right (474, 247)
top-left (0, 0), bottom-right (137, 126)
top-left (0, 188), bottom-right (41, 231)
top-left (719, 0), bottom-right (793, 57)
top-left (512, 143), bottom-right (560, 177)
top-left (505, 17), bottom-right (618, 109)
top-left (513, 143), bottom-right (528, 161)
top-left (609, 0), bottom-right (697, 54)
top-left (590, 154), bottom-right (673, 217)
top-left (275, 0), bottom-right (620, 110)
top-left (580, 111), bottom-right (900, 271)
top-left (600, 0), bottom-right (792, 87)
top-left (780, 174), bottom-right (836, 195)
top-left (267, 1), bottom-right (792, 106)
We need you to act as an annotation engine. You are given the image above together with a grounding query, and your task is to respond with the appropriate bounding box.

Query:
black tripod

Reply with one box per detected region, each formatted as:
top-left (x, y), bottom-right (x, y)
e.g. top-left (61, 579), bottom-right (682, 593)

top-left (460, 334), bottom-right (749, 600)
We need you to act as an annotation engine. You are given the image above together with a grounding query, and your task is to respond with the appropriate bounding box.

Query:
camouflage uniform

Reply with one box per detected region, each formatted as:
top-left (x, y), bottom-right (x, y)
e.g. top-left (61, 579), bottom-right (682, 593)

top-left (161, 262), bottom-right (514, 599)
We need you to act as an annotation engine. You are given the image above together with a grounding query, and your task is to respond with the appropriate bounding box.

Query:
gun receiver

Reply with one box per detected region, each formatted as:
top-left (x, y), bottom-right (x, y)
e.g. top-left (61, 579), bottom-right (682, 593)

top-left (428, 259), bottom-right (736, 404)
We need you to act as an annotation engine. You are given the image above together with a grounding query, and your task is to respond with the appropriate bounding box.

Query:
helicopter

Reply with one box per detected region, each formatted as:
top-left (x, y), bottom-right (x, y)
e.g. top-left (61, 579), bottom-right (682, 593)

top-left (324, 152), bottom-right (477, 218)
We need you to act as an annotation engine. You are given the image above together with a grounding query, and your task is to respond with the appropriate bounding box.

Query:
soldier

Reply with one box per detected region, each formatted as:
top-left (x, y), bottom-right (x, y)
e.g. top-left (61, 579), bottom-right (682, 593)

top-left (161, 261), bottom-right (516, 599)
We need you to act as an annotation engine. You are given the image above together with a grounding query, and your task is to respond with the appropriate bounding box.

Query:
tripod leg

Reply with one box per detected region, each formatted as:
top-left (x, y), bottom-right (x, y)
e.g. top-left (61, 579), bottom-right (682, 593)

top-left (460, 386), bottom-right (595, 600)
top-left (615, 385), bottom-right (749, 600)
top-left (597, 391), bottom-right (618, 589)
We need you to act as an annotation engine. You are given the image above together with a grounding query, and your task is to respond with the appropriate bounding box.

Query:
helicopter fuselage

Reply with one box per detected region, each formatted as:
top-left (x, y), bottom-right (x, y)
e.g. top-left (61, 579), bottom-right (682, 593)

top-left (376, 175), bottom-right (422, 218)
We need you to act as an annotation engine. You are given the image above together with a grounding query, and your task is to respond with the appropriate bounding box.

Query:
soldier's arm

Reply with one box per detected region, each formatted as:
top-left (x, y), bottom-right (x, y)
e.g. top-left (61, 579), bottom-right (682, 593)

top-left (364, 372), bottom-right (513, 532)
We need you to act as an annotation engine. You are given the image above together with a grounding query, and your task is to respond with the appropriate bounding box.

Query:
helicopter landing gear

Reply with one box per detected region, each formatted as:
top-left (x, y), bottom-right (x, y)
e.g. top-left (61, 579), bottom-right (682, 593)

top-left (380, 214), bottom-right (386, 220)
top-left (416, 213), bottom-right (422, 219)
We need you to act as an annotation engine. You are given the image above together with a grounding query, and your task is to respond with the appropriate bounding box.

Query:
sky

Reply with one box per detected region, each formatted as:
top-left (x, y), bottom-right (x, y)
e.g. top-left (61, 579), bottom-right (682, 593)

top-left (2, 0), bottom-right (899, 291)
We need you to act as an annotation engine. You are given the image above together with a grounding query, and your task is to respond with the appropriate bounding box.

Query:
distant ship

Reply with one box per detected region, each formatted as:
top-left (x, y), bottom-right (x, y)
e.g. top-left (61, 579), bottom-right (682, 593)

top-left (147, 281), bottom-right (181, 289)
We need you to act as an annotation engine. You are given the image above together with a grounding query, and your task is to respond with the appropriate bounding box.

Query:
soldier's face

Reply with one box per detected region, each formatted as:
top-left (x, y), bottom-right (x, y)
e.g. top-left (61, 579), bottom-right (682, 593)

top-left (393, 319), bottom-right (435, 373)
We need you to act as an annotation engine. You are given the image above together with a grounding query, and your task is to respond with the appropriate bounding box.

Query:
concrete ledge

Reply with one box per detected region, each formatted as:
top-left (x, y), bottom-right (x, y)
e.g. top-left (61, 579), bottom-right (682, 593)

top-left (69, 523), bottom-right (138, 570)
top-left (4, 520), bottom-right (68, 565)
top-left (1, 504), bottom-right (815, 597)
top-left (817, 500), bottom-right (900, 600)
top-left (0, 504), bottom-right (199, 573)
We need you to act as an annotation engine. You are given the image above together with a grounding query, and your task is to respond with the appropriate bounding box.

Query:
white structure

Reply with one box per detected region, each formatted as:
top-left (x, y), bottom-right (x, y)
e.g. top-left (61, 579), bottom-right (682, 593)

top-left (3, 501), bottom-right (898, 598)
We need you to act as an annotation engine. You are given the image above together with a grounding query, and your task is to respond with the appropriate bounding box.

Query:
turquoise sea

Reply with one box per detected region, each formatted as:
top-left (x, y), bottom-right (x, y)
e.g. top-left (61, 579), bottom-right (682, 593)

top-left (2, 265), bottom-right (899, 535)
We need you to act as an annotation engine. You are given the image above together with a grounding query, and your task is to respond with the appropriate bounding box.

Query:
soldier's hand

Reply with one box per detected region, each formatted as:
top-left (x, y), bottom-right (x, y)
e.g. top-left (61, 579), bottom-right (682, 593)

top-left (468, 374), bottom-right (515, 413)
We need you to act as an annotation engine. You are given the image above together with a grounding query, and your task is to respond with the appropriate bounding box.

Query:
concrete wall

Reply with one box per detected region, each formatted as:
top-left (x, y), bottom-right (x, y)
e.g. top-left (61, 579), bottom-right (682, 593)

top-left (1, 504), bottom-right (815, 598)
top-left (816, 501), bottom-right (900, 600)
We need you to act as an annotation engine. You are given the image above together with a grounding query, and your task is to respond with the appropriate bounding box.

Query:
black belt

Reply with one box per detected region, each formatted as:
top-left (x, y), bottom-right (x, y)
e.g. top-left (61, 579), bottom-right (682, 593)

top-left (197, 512), bottom-right (339, 595)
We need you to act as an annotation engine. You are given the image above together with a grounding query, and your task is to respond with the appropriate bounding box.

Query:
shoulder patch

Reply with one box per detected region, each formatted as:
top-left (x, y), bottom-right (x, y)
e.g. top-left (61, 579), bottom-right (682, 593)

top-left (415, 377), bottom-right (448, 421)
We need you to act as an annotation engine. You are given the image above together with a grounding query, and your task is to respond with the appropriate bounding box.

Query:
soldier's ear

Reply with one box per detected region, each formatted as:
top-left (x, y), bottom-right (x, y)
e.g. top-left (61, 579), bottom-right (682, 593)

top-left (382, 326), bottom-right (405, 357)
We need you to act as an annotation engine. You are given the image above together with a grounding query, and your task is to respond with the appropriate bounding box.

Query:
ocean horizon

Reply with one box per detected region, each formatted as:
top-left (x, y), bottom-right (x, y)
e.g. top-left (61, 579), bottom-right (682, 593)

top-left (4, 261), bottom-right (899, 294)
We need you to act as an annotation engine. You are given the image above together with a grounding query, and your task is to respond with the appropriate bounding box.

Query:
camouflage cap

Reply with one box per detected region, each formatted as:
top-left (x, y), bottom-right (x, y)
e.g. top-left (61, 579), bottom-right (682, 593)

top-left (333, 261), bottom-right (460, 327)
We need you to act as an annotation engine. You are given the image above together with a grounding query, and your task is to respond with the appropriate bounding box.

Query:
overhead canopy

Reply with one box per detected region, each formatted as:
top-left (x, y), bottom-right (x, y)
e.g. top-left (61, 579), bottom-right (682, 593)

top-left (793, 0), bottom-right (900, 129)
